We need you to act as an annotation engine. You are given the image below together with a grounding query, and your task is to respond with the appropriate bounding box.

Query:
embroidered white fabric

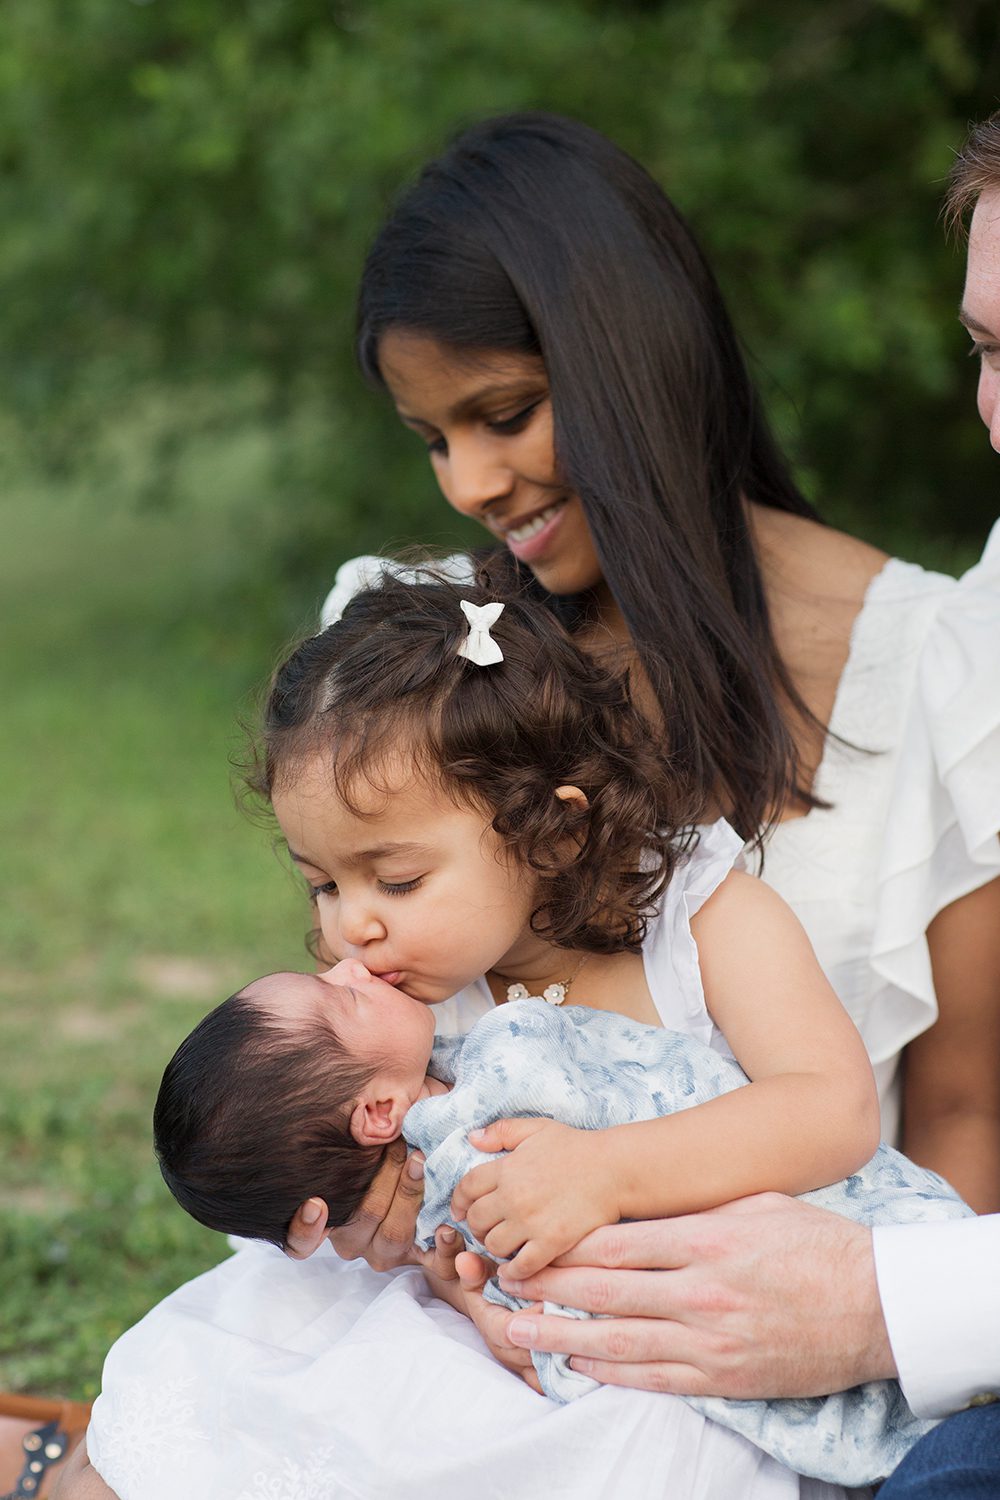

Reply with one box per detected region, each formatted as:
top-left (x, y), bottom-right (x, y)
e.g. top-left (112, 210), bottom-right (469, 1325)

top-left (87, 547), bottom-right (1000, 1500)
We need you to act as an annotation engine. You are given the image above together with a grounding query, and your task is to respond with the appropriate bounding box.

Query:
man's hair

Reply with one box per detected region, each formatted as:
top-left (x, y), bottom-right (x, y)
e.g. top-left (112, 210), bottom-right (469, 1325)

top-left (945, 109), bottom-right (1000, 239)
top-left (154, 981), bottom-right (385, 1248)
top-left (246, 564), bottom-right (703, 954)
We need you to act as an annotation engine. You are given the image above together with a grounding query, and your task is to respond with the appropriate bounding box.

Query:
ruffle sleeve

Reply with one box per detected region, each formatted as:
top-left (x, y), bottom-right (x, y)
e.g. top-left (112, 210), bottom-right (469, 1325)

top-left (869, 531), bottom-right (1000, 1067)
top-left (642, 818), bottom-right (745, 1047)
top-left (918, 520), bottom-right (1000, 865)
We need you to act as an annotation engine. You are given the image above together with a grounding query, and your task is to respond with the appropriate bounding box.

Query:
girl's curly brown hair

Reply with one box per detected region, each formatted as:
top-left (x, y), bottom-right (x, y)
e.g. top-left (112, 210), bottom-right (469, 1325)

top-left (247, 559), bottom-right (702, 954)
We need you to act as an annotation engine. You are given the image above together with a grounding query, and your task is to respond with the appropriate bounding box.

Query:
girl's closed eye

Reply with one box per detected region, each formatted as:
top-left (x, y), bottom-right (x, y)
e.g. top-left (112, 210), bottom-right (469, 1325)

top-left (308, 879), bottom-right (338, 900)
top-left (377, 877), bottom-right (424, 896)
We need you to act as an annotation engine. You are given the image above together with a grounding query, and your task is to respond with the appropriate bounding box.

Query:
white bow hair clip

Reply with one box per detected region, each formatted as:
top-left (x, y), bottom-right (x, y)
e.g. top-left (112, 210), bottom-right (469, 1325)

top-left (456, 599), bottom-right (505, 666)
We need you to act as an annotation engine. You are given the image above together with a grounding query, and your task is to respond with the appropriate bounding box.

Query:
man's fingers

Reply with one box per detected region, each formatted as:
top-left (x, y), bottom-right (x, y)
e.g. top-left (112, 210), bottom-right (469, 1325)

top-left (498, 1264), bottom-right (691, 1318)
top-left (567, 1356), bottom-right (713, 1397)
top-left (455, 1249), bottom-right (493, 1291)
top-left (548, 1219), bottom-right (698, 1271)
top-left (504, 1308), bottom-right (699, 1367)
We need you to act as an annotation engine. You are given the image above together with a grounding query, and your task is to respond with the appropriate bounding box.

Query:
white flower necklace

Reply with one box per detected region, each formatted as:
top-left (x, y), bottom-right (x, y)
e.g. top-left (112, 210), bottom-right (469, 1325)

top-left (503, 954), bottom-right (590, 1007)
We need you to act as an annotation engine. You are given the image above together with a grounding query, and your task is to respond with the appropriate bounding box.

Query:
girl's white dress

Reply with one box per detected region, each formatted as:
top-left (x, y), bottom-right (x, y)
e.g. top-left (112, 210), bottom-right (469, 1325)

top-left (86, 552), bottom-right (1000, 1500)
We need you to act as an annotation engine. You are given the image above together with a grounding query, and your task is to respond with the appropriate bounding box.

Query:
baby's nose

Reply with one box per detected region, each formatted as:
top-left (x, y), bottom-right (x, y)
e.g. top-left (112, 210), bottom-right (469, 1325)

top-left (325, 957), bottom-right (372, 986)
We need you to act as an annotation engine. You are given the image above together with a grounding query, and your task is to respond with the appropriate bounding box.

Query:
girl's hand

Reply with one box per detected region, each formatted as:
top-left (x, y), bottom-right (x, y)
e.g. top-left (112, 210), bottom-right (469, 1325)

top-left (450, 1118), bottom-right (618, 1278)
top-left (285, 1140), bottom-right (428, 1271)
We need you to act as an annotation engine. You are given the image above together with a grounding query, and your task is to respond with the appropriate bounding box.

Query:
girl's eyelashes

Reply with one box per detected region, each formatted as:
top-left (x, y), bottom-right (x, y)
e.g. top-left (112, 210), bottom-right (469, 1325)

top-left (969, 340), bottom-right (1000, 361)
top-left (306, 876), bottom-right (424, 899)
top-left (378, 877), bottom-right (424, 896)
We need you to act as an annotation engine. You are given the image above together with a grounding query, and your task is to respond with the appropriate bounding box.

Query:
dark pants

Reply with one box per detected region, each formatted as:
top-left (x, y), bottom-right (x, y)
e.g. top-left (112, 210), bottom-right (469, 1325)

top-left (879, 1404), bottom-right (1000, 1497)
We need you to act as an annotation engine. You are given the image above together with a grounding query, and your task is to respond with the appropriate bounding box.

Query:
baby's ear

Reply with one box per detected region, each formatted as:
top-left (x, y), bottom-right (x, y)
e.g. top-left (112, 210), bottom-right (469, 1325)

top-left (554, 784), bottom-right (589, 812)
top-left (349, 1092), bottom-right (406, 1147)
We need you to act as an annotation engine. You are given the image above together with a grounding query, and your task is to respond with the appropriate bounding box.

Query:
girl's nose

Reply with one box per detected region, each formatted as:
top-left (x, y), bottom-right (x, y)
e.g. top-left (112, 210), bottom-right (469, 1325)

top-left (325, 902), bottom-right (386, 952)
top-left (439, 437), bottom-right (514, 520)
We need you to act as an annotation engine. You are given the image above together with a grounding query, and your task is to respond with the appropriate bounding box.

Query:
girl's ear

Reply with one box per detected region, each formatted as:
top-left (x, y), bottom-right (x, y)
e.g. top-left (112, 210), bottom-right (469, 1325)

top-left (349, 1090), bottom-right (408, 1148)
top-left (554, 784), bottom-right (589, 812)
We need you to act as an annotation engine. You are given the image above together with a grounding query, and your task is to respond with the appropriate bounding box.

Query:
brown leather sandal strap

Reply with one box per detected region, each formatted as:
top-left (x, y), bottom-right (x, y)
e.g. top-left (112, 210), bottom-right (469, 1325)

top-left (2, 1420), bottom-right (70, 1500)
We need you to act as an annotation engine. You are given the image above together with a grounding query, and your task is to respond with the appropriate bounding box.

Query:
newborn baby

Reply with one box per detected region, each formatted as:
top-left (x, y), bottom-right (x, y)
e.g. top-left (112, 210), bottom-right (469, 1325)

top-left (155, 960), bottom-right (970, 1488)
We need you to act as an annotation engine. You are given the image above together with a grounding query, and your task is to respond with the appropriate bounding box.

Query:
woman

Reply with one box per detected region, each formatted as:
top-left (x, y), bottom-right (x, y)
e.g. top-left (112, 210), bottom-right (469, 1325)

top-left (66, 114), bottom-right (1000, 1500)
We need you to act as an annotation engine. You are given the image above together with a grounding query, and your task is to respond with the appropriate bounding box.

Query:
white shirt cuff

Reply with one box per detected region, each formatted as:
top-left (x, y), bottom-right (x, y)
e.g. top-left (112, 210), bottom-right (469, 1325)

top-left (873, 1217), bottom-right (1000, 1417)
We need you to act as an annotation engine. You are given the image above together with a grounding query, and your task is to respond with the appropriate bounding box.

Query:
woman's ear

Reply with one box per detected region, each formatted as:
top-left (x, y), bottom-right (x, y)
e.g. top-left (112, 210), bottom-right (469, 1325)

top-left (554, 784), bottom-right (589, 812)
top-left (349, 1088), bottom-right (408, 1148)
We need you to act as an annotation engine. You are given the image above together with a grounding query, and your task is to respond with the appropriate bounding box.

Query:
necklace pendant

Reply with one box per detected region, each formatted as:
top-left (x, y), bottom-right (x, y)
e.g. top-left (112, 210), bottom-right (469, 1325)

top-left (506, 982), bottom-right (530, 1002)
top-left (542, 982), bottom-right (567, 1005)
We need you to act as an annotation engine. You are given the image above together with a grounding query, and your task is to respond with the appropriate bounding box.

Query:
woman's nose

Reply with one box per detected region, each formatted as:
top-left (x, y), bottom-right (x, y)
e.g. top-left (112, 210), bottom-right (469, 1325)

top-left (439, 437), bottom-right (514, 520)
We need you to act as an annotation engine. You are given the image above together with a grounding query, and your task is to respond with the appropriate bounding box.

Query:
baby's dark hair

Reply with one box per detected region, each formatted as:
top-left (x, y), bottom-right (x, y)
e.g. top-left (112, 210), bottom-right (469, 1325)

top-left (248, 561), bottom-right (700, 952)
top-left (153, 977), bottom-right (386, 1248)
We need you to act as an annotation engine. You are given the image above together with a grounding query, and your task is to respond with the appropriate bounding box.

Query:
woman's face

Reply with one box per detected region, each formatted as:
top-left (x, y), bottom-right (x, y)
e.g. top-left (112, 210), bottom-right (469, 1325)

top-left (378, 330), bottom-right (605, 596)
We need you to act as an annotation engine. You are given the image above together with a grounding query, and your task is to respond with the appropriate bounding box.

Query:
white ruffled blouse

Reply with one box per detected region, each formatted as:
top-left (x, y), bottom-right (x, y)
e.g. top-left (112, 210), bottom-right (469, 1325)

top-left (321, 550), bottom-right (1000, 1146)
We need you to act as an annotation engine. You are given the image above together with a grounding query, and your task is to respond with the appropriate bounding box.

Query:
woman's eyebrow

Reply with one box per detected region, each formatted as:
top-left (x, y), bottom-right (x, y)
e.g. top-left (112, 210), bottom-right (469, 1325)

top-left (398, 381), bottom-right (544, 427)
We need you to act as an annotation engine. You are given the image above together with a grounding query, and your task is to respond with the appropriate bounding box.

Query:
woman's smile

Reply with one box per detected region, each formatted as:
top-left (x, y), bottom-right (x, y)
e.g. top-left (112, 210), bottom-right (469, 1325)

top-left (377, 330), bottom-right (604, 595)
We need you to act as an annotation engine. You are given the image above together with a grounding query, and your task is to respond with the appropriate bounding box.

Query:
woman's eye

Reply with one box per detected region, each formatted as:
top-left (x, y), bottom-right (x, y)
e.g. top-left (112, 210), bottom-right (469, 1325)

top-left (378, 877), bottom-right (423, 896)
top-left (308, 879), bottom-right (338, 900)
top-left (488, 401), bottom-right (541, 436)
top-left (425, 435), bottom-right (448, 457)
top-left (969, 341), bottom-right (1000, 363)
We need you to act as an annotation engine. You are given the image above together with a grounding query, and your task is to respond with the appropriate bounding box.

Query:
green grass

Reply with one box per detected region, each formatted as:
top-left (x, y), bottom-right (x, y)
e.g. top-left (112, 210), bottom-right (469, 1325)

top-left (0, 483), bottom-right (316, 1399)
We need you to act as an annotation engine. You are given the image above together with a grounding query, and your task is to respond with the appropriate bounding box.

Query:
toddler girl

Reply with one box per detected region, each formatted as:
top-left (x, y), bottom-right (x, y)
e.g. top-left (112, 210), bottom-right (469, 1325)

top-left (247, 562), bottom-right (881, 1283)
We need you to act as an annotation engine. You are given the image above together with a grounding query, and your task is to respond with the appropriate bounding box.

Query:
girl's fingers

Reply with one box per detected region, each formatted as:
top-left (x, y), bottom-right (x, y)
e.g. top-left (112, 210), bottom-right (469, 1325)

top-left (450, 1161), bottom-right (497, 1219)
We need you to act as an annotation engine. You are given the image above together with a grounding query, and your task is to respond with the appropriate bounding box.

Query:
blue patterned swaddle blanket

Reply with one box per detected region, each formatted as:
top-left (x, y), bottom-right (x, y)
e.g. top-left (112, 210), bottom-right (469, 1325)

top-left (403, 999), bottom-right (971, 1488)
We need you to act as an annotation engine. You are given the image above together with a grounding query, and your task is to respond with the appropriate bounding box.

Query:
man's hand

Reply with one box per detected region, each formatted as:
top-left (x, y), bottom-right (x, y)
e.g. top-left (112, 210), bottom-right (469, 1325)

top-left (489, 1194), bottom-right (896, 1399)
top-left (451, 1118), bottom-right (618, 1279)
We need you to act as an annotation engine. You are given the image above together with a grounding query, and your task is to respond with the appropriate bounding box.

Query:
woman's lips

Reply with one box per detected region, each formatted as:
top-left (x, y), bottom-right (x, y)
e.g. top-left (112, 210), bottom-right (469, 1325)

top-left (502, 499), bottom-right (567, 562)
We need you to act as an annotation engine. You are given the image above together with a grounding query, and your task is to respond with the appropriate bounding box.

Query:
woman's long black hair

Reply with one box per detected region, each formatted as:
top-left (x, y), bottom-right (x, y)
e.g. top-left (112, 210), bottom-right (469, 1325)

top-left (356, 112), bottom-right (823, 844)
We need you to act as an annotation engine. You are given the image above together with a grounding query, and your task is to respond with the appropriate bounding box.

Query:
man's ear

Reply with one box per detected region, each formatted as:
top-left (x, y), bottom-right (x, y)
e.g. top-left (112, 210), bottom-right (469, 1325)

top-left (555, 784), bottom-right (589, 812)
top-left (349, 1090), bottom-right (407, 1147)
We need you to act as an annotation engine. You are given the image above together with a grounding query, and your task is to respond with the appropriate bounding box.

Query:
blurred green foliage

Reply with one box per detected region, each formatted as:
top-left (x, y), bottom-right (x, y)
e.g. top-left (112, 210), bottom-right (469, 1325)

top-left (2, 0), bottom-right (999, 602)
top-left (2, 0), bottom-right (1000, 1399)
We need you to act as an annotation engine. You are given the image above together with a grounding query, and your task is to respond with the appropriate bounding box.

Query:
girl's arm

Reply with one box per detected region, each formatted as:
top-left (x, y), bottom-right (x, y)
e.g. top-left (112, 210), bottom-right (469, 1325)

top-left (600, 871), bottom-right (880, 1221)
top-left (455, 872), bottom-right (880, 1277)
top-left (903, 876), bottom-right (1000, 1212)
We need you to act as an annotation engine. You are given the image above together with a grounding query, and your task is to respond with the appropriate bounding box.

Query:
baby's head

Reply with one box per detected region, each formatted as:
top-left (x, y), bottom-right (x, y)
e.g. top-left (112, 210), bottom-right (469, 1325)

top-left (248, 564), bottom-right (699, 981)
top-left (154, 960), bottom-right (436, 1248)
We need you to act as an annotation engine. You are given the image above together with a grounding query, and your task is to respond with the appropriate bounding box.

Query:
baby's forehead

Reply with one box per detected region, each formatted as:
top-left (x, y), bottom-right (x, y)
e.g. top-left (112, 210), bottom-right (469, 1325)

top-left (241, 971), bottom-right (337, 1025)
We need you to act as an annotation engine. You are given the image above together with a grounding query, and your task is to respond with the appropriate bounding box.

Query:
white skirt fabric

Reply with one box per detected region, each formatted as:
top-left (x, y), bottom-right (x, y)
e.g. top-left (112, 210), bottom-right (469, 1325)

top-left (88, 1240), bottom-right (863, 1500)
